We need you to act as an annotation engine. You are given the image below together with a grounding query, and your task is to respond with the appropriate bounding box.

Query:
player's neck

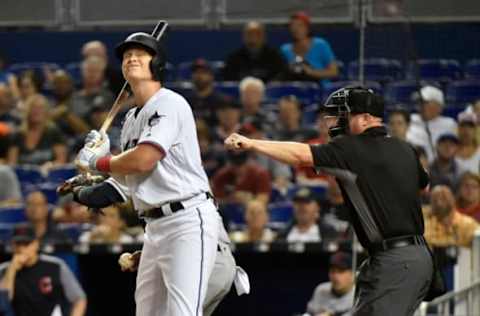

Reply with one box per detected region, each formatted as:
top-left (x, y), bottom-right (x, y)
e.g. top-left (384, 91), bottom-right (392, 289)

top-left (131, 81), bottom-right (162, 107)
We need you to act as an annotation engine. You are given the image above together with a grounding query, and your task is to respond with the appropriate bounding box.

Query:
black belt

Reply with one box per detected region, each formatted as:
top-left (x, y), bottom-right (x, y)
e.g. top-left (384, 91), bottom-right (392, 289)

top-left (140, 192), bottom-right (213, 219)
top-left (369, 235), bottom-right (427, 254)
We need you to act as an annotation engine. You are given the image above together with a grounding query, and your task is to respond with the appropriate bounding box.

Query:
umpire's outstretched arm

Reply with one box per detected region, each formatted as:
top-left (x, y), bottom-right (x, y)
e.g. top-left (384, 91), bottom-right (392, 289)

top-left (224, 133), bottom-right (314, 167)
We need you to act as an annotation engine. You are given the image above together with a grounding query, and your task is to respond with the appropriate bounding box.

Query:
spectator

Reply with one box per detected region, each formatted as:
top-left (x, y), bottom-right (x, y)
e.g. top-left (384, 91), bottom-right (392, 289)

top-left (81, 40), bottom-right (123, 94)
top-left (239, 76), bottom-right (276, 134)
top-left (223, 21), bottom-right (286, 82)
top-left (455, 113), bottom-right (480, 174)
top-left (50, 70), bottom-right (89, 138)
top-left (278, 187), bottom-right (337, 243)
top-left (212, 151), bottom-right (271, 205)
top-left (51, 199), bottom-right (90, 224)
top-left (0, 84), bottom-right (20, 132)
top-left (0, 135), bottom-right (21, 206)
top-left (407, 86), bottom-right (457, 162)
top-left (296, 109), bottom-right (331, 185)
top-left (429, 133), bottom-right (462, 190)
top-left (0, 223), bottom-right (87, 316)
top-left (423, 185), bottom-right (479, 248)
top-left (456, 172), bottom-right (480, 222)
top-left (272, 95), bottom-right (317, 142)
top-left (387, 107), bottom-right (410, 142)
top-left (211, 100), bottom-right (242, 151)
top-left (280, 11), bottom-right (338, 84)
top-left (24, 191), bottom-right (71, 246)
top-left (79, 205), bottom-right (134, 244)
top-left (7, 94), bottom-right (67, 168)
top-left (239, 122), bottom-right (292, 192)
top-left (185, 58), bottom-right (230, 126)
top-left (229, 200), bottom-right (276, 243)
top-left (15, 71), bottom-right (43, 112)
top-left (306, 252), bottom-right (354, 316)
top-left (322, 180), bottom-right (350, 236)
top-left (70, 56), bottom-right (114, 129)
top-left (196, 119), bottom-right (225, 178)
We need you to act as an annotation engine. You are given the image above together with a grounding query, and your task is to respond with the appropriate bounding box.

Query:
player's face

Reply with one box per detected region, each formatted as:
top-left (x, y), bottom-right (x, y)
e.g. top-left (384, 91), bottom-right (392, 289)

top-left (122, 48), bottom-right (154, 82)
top-left (289, 19), bottom-right (309, 40)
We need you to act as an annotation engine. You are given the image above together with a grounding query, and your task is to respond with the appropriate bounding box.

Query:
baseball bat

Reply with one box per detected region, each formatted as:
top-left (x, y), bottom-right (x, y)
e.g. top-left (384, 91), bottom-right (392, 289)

top-left (99, 20), bottom-right (169, 134)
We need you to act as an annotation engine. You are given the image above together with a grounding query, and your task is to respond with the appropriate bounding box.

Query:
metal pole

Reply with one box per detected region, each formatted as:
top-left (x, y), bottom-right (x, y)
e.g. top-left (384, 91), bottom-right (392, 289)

top-left (358, 0), bottom-right (367, 85)
top-left (472, 229), bottom-right (480, 313)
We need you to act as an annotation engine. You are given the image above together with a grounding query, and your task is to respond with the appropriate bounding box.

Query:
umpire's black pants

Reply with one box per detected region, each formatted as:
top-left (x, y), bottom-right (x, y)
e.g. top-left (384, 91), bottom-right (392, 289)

top-left (353, 244), bottom-right (433, 316)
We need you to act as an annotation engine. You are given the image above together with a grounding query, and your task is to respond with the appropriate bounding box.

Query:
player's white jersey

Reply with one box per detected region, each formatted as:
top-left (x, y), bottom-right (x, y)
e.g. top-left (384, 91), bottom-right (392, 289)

top-left (119, 87), bottom-right (211, 211)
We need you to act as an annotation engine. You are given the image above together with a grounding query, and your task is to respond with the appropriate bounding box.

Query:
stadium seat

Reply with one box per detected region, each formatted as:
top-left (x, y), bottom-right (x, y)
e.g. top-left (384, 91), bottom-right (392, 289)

top-left (348, 58), bottom-right (403, 82)
top-left (268, 202), bottom-right (294, 230)
top-left (409, 59), bottom-right (462, 82)
top-left (58, 223), bottom-right (93, 243)
top-left (265, 82), bottom-right (320, 104)
top-left (176, 60), bottom-right (224, 81)
top-left (38, 183), bottom-right (60, 205)
top-left (165, 81), bottom-right (194, 97)
top-left (0, 206), bottom-right (26, 224)
top-left (8, 62), bottom-right (60, 76)
top-left (163, 62), bottom-right (176, 82)
top-left (0, 223), bottom-right (15, 242)
top-left (302, 104), bottom-right (319, 126)
top-left (333, 60), bottom-right (345, 81)
top-left (465, 59), bottom-right (480, 80)
top-left (446, 80), bottom-right (480, 107)
top-left (215, 81), bottom-right (240, 99)
top-left (46, 165), bottom-right (77, 185)
top-left (220, 203), bottom-right (245, 230)
top-left (384, 80), bottom-right (421, 106)
top-left (14, 165), bottom-right (43, 186)
top-left (321, 81), bottom-right (383, 103)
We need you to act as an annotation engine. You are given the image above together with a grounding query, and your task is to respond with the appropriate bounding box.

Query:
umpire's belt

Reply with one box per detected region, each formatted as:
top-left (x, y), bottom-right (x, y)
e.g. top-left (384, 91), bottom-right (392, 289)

top-left (140, 192), bottom-right (214, 219)
top-left (369, 235), bottom-right (427, 254)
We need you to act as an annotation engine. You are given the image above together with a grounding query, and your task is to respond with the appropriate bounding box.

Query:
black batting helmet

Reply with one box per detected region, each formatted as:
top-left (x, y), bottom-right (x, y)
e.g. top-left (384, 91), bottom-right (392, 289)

top-left (115, 32), bottom-right (166, 82)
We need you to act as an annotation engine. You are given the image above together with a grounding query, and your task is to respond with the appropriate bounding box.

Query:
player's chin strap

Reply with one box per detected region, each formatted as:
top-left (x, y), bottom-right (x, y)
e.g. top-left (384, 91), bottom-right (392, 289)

top-left (233, 266), bottom-right (250, 296)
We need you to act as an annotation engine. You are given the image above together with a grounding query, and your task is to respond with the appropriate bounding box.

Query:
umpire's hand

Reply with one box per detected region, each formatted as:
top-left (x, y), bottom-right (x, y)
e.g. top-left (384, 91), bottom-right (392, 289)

top-left (224, 133), bottom-right (253, 151)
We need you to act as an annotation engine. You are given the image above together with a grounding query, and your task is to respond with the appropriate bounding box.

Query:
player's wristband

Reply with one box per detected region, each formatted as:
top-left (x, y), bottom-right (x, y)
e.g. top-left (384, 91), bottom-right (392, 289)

top-left (95, 156), bottom-right (112, 173)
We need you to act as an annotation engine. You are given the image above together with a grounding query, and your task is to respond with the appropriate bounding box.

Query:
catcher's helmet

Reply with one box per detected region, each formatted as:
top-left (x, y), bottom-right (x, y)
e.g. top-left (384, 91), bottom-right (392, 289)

top-left (115, 32), bottom-right (166, 82)
top-left (323, 86), bottom-right (384, 137)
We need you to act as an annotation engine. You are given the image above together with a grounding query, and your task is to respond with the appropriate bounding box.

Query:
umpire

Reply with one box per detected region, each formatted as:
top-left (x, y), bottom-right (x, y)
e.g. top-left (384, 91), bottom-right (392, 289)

top-left (225, 87), bottom-right (436, 316)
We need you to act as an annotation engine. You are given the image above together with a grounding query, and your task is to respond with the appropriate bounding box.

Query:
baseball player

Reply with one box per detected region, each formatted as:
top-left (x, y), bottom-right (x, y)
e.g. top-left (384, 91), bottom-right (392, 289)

top-left (72, 32), bottom-right (249, 316)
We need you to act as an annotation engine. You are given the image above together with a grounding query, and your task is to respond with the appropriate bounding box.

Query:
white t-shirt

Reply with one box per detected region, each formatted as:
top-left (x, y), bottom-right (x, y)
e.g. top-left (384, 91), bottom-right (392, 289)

top-left (456, 148), bottom-right (480, 174)
top-left (114, 87), bottom-right (211, 211)
top-left (407, 114), bottom-right (457, 163)
top-left (287, 225), bottom-right (321, 243)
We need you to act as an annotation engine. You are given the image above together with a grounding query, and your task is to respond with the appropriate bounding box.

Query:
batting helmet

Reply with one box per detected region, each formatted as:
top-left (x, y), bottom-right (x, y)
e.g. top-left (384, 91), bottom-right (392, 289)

top-left (115, 32), bottom-right (166, 82)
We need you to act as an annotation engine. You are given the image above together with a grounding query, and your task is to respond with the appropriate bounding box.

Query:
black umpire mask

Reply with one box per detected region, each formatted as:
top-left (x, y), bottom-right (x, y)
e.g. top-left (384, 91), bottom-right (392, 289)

top-left (322, 87), bottom-right (385, 138)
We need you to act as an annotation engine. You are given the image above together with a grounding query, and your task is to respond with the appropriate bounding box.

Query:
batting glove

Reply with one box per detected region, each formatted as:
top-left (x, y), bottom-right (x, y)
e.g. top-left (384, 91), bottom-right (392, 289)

top-left (85, 130), bottom-right (102, 147)
top-left (76, 131), bottom-right (111, 171)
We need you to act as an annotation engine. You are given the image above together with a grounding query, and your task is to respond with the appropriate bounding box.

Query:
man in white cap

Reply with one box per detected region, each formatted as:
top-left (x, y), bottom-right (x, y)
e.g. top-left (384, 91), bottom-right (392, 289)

top-left (407, 86), bottom-right (457, 162)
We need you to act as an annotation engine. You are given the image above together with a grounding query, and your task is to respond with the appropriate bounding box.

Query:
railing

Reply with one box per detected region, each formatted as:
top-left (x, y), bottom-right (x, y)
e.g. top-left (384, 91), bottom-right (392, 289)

top-left (417, 279), bottom-right (480, 316)
top-left (2, 0), bottom-right (480, 28)
top-left (416, 229), bottom-right (480, 316)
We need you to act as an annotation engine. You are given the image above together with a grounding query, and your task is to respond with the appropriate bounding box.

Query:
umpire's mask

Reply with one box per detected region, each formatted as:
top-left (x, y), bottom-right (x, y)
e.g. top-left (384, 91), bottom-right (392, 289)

top-left (322, 87), bottom-right (384, 138)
